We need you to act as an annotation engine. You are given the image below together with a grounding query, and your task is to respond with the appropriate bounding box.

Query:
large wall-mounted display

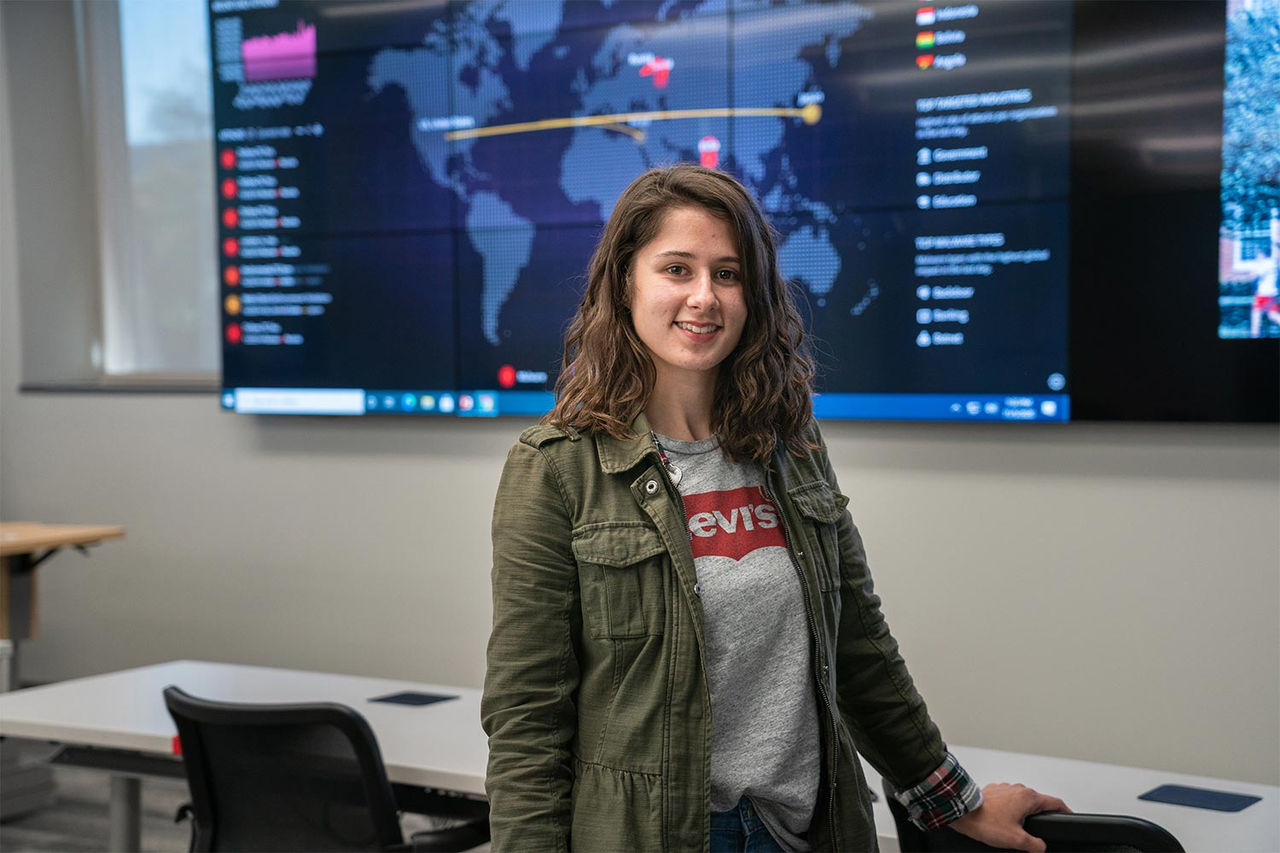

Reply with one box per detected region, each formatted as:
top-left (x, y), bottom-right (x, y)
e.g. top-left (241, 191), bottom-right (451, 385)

top-left (210, 0), bottom-right (1277, 422)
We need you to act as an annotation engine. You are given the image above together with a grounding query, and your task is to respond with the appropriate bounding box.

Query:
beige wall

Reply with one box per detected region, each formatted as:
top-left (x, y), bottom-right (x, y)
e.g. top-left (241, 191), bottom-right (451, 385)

top-left (2, 2), bottom-right (1277, 788)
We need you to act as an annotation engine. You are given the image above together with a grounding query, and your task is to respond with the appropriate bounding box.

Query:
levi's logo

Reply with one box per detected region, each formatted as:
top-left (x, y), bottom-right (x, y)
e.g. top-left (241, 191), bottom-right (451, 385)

top-left (683, 486), bottom-right (785, 561)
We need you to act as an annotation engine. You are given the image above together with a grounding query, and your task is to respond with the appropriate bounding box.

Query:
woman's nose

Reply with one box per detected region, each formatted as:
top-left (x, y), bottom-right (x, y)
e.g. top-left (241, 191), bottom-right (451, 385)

top-left (686, 270), bottom-right (719, 309)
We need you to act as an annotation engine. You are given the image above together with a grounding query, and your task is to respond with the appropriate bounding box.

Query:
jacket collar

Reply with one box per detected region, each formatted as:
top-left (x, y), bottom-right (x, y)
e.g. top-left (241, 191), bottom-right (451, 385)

top-left (596, 411), bottom-right (660, 474)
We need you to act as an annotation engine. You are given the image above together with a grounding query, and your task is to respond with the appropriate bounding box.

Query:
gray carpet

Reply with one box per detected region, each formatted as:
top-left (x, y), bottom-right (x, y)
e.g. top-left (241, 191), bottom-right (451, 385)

top-left (0, 741), bottom-right (189, 852)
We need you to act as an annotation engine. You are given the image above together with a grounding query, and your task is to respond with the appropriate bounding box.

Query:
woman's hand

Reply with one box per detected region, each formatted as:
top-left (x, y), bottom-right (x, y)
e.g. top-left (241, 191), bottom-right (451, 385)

top-left (948, 782), bottom-right (1071, 853)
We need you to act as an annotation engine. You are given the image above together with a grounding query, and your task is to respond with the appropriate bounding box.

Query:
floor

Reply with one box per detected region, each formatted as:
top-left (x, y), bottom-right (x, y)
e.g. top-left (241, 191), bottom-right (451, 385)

top-left (0, 741), bottom-right (189, 853)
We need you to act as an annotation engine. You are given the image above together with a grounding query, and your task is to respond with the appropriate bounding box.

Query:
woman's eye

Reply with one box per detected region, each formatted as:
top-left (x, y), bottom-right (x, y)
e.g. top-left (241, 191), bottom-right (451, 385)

top-left (717, 269), bottom-right (741, 281)
top-left (665, 265), bottom-right (686, 275)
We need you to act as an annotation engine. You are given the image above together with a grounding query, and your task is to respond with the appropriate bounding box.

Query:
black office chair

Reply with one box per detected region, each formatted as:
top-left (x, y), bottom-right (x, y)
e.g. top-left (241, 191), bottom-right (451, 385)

top-left (163, 686), bottom-right (489, 852)
top-left (883, 779), bottom-right (1184, 853)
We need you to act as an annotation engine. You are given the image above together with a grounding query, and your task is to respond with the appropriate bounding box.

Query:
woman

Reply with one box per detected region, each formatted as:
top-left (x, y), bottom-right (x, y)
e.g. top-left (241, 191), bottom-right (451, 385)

top-left (482, 165), bottom-right (1065, 852)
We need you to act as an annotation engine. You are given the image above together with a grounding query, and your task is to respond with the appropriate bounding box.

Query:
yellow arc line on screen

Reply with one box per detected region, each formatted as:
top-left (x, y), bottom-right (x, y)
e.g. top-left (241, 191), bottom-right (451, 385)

top-left (443, 104), bottom-right (822, 141)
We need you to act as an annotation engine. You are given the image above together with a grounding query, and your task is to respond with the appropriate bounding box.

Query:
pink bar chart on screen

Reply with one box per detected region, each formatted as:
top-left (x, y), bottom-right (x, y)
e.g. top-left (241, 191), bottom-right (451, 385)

top-left (241, 21), bottom-right (316, 82)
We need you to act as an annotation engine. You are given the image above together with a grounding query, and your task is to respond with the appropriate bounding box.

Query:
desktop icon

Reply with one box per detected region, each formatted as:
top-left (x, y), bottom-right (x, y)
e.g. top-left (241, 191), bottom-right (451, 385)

top-left (439, 394), bottom-right (456, 413)
top-left (420, 394), bottom-right (436, 411)
top-left (1041, 400), bottom-right (1058, 417)
top-left (498, 364), bottom-right (517, 388)
top-left (401, 393), bottom-right (418, 410)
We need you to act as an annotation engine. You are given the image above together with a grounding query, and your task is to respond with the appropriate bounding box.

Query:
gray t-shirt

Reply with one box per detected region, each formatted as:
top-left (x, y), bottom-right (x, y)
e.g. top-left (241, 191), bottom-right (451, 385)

top-left (655, 433), bottom-right (820, 852)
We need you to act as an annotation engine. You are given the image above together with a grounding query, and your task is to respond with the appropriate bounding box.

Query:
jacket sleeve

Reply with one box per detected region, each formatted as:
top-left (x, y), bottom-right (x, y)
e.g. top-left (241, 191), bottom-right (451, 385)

top-left (481, 440), bottom-right (581, 852)
top-left (812, 432), bottom-right (949, 792)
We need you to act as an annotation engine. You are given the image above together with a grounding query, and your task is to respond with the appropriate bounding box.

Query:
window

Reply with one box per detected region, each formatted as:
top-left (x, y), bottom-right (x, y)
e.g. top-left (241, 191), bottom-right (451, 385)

top-left (87, 0), bottom-right (217, 378)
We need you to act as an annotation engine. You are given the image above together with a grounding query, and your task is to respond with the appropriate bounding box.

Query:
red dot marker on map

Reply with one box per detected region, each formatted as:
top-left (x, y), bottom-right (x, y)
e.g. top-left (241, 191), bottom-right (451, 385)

top-left (221, 179), bottom-right (237, 199)
top-left (222, 238), bottom-right (239, 257)
top-left (225, 323), bottom-right (243, 345)
top-left (699, 135), bottom-right (721, 169)
top-left (222, 208), bottom-right (239, 228)
top-left (639, 56), bottom-right (673, 89)
top-left (219, 149), bottom-right (236, 169)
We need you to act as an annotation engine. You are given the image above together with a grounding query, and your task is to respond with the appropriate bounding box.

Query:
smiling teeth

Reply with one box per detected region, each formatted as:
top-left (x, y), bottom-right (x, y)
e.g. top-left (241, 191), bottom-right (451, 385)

top-left (676, 322), bottom-right (718, 334)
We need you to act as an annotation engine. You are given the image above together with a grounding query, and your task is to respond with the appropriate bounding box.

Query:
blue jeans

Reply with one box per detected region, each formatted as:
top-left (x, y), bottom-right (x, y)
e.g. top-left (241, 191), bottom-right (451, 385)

top-left (710, 797), bottom-right (786, 852)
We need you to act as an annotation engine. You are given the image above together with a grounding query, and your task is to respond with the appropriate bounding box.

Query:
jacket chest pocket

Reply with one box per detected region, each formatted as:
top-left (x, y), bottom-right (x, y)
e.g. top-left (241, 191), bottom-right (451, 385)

top-left (572, 523), bottom-right (668, 639)
top-left (787, 481), bottom-right (850, 592)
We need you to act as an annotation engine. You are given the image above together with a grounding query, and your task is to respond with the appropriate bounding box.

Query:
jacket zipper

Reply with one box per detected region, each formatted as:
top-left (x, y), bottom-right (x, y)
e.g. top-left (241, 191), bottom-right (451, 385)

top-left (650, 433), bottom-right (692, 541)
top-left (763, 478), bottom-right (841, 850)
top-left (648, 434), bottom-right (707, 848)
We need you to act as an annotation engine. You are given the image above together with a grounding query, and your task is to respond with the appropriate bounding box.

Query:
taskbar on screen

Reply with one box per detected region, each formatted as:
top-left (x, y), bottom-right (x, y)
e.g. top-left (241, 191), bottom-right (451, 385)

top-left (222, 388), bottom-right (1069, 422)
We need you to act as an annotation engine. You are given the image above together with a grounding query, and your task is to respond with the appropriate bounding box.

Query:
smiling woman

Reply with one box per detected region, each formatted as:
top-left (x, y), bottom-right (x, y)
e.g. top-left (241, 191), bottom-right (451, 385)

top-left (539, 165), bottom-right (815, 463)
top-left (481, 165), bottom-right (1067, 853)
top-left (626, 206), bottom-right (748, 422)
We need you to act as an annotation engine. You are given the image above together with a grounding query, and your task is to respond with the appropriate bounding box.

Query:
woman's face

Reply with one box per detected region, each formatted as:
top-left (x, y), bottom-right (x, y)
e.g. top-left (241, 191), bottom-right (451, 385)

top-left (628, 206), bottom-right (748, 392)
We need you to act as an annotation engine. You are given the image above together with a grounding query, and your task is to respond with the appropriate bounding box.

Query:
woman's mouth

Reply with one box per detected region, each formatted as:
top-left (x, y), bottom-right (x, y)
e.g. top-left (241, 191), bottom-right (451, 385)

top-left (675, 321), bottom-right (720, 335)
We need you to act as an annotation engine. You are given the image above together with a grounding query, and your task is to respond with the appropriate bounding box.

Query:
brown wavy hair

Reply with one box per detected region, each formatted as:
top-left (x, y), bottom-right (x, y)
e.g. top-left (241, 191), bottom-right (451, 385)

top-left (545, 165), bottom-right (815, 464)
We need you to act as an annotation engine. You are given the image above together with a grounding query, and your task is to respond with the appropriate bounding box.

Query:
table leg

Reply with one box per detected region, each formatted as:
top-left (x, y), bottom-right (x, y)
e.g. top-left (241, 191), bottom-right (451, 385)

top-left (109, 775), bottom-right (142, 852)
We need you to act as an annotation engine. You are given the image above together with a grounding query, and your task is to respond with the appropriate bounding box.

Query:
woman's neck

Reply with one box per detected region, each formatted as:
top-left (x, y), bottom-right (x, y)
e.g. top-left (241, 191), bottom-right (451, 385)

top-left (645, 374), bottom-right (715, 441)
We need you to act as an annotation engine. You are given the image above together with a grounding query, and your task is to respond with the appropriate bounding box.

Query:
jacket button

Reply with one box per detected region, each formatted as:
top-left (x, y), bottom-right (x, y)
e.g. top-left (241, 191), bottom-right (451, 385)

top-left (644, 479), bottom-right (659, 495)
top-left (693, 583), bottom-right (702, 595)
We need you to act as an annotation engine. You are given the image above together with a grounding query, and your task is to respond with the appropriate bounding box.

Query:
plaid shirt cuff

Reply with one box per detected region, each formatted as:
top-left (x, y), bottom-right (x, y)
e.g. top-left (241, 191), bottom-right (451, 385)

top-left (893, 751), bottom-right (983, 831)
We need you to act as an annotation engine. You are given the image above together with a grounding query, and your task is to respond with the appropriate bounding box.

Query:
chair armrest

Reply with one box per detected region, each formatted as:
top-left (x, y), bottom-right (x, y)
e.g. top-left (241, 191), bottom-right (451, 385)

top-left (1024, 811), bottom-right (1184, 853)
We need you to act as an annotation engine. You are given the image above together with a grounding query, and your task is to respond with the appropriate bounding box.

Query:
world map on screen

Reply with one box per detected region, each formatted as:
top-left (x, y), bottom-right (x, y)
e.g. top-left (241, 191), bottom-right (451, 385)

top-left (366, 0), bottom-right (869, 350)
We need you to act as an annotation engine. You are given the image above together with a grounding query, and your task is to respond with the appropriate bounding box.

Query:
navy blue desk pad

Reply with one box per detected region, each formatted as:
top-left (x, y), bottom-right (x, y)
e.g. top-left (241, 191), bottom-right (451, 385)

top-left (1139, 784), bottom-right (1261, 812)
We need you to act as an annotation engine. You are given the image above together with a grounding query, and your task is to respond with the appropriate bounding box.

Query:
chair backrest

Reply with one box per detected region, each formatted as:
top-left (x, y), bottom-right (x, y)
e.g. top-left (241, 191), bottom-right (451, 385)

top-left (883, 779), bottom-right (1185, 853)
top-left (164, 685), bottom-right (405, 852)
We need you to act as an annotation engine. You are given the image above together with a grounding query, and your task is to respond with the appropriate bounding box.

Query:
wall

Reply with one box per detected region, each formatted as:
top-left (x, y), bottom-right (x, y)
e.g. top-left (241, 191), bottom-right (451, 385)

top-left (1, 3), bottom-right (1277, 788)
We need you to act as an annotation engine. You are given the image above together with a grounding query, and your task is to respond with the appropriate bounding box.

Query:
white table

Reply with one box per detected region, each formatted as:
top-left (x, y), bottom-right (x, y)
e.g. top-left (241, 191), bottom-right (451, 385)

top-left (2, 660), bottom-right (1275, 853)
top-left (862, 747), bottom-right (1279, 853)
top-left (0, 660), bottom-right (487, 850)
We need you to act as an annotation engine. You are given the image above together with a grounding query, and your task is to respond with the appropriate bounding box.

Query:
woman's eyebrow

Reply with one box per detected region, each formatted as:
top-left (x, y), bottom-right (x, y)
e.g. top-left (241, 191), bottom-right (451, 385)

top-left (652, 250), bottom-right (741, 263)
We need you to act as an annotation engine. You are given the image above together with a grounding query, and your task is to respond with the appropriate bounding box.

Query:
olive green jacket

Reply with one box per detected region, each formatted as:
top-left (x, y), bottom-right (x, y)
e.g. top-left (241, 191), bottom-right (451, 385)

top-left (482, 414), bottom-right (948, 851)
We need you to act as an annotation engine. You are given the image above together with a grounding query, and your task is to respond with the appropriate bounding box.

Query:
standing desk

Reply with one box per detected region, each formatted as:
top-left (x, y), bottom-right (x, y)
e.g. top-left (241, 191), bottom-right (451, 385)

top-left (0, 659), bottom-right (1276, 852)
top-left (0, 521), bottom-right (125, 821)
top-left (0, 660), bottom-right (487, 851)
top-left (0, 521), bottom-right (126, 684)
